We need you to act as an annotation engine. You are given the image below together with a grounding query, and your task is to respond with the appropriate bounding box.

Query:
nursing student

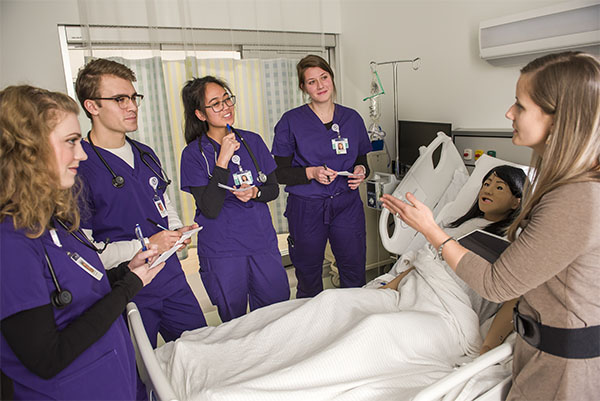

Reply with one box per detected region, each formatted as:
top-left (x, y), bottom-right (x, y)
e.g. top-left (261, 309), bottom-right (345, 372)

top-left (0, 85), bottom-right (164, 399)
top-left (382, 51), bottom-right (600, 400)
top-left (272, 54), bottom-right (372, 297)
top-left (74, 58), bottom-right (207, 348)
top-left (180, 76), bottom-right (289, 322)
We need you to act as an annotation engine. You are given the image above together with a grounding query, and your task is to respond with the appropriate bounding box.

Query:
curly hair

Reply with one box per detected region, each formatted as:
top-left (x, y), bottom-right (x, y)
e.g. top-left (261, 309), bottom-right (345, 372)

top-left (0, 85), bottom-right (81, 238)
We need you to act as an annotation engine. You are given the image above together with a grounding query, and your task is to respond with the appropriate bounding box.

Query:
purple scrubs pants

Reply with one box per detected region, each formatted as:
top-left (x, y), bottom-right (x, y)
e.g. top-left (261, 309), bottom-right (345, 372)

top-left (285, 190), bottom-right (366, 298)
top-left (199, 251), bottom-right (290, 322)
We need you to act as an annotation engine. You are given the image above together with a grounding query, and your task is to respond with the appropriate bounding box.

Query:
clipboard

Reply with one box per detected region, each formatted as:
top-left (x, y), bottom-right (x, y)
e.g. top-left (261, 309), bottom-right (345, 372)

top-left (457, 229), bottom-right (510, 263)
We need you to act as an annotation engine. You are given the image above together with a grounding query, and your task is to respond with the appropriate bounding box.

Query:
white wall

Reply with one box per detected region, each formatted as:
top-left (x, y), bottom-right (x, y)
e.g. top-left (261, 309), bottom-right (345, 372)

top-left (1, 0), bottom-right (571, 142)
top-left (338, 0), bottom-right (569, 153)
top-left (0, 0), bottom-right (341, 92)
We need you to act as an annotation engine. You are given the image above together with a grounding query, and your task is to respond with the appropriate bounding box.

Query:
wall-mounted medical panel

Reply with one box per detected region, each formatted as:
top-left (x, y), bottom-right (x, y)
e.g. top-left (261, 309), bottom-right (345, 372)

top-left (453, 130), bottom-right (532, 170)
top-left (479, 0), bottom-right (600, 66)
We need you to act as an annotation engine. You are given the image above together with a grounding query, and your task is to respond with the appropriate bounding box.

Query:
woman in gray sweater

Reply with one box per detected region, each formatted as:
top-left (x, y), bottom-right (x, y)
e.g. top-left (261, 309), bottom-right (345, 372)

top-left (382, 51), bottom-right (600, 400)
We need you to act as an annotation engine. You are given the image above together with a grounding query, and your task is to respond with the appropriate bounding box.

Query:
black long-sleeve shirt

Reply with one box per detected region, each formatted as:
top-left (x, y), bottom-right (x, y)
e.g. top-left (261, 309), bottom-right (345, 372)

top-left (0, 263), bottom-right (142, 398)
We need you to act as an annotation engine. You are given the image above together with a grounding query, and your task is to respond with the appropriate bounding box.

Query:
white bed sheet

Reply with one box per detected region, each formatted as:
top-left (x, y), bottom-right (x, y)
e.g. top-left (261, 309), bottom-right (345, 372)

top-left (154, 240), bottom-right (491, 401)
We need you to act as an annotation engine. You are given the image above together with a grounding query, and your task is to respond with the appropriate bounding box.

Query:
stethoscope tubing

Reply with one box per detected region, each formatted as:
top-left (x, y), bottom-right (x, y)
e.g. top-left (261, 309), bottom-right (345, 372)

top-left (198, 128), bottom-right (266, 183)
top-left (87, 133), bottom-right (171, 189)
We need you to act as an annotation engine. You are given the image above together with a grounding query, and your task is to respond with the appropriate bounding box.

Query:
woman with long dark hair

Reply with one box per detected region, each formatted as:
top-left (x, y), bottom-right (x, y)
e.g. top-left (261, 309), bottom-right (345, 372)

top-left (179, 76), bottom-right (289, 322)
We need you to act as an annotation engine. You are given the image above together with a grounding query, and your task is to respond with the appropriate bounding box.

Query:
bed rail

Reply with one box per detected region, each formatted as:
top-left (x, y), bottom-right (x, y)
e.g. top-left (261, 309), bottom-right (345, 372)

top-left (126, 302), bottom-right (179, 401)
top-left (411, 342), bottom-right (514, 401)
top-left (379, 132), bottom-right (466, 255)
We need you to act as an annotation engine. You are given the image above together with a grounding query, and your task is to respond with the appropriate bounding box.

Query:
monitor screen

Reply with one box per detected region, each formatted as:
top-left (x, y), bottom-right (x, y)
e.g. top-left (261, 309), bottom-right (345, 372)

top-left (398, 120), bottom-right (452, 173)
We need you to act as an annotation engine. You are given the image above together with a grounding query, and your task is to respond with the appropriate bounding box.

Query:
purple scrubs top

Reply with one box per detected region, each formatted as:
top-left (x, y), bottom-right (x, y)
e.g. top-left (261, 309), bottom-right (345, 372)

top-left (0, 218), bottom-right (137, 400)
top-left (180, 129), bottom-right (278, 257)
top-left (272, 104), bottom-right (372, 198)
top-left (78, 139), bottom-right (186, 305)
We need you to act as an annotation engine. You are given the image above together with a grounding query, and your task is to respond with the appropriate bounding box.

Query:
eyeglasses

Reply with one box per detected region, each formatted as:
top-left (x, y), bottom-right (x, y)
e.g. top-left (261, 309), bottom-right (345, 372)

top-left (90, 94), bottom-right (144, 108)
top-left (205, 95), bottom-right (236, 113)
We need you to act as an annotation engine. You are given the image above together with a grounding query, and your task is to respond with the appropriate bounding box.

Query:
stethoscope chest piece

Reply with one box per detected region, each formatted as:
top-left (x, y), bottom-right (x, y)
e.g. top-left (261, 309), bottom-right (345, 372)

top-left (112, 175), bottom-right (125, 188)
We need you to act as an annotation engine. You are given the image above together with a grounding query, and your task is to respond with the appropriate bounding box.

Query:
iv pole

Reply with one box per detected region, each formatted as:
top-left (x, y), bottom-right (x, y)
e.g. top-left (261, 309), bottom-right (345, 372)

top-left (370, 58), bottom-right (421, 177)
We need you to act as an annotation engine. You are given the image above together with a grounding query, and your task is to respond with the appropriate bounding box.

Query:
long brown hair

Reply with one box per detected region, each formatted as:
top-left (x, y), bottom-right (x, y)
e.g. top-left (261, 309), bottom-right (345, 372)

top-left (0, 85), bottom-right (81, 238)
top-left (507, 52), bottom-right (600, 240)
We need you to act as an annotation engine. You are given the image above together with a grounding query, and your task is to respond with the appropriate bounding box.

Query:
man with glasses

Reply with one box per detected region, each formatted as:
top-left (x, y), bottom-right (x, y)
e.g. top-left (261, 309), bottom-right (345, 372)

top-left (74, 59), bottom-right (206, 379)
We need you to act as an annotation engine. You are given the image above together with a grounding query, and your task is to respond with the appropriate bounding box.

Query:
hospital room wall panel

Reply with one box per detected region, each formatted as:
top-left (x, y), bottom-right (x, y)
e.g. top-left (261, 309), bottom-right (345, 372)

top-left (0, 0), bottom-right (342, 92)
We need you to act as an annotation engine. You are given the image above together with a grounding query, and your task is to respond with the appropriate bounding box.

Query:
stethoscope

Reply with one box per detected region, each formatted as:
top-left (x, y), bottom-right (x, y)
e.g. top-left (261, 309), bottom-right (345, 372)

top-left (42, 218), bottom-right (109, 309)
top-left (54, 218), bottom-right (109, 254)
top-left (87, 133), bottom-right (172, 190)
top-left (198, 125), bottom-right (267, 183)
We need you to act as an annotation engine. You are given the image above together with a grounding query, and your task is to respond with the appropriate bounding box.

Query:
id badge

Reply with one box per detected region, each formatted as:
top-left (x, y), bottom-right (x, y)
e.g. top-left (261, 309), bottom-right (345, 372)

top-left (233, 170), bottom-right (254, 186)
top-left (332, 138), bottom-right (349, 155)
top-left (69, 252), bottom-right (103, 281)
top-left (153, 195), bottom-right (168, 218)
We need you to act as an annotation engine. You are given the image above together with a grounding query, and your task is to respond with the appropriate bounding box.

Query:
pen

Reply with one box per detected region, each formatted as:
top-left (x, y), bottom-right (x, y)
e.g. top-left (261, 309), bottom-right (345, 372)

top-left (323, 164), bottom-right (330, 182)
top-left (146, 218), bottom-right (168, 231)
top-left (135, 224), bottom-right (148, 263)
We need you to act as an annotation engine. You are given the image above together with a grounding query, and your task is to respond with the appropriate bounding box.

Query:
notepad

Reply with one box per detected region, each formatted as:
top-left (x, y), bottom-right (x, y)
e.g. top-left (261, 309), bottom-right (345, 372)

top-left (218, 183), bottom-right (256, 192)
top-left (150, 226), bottom-right (203, 268)
top-left (336, 171), bottom-right (365, 177)
top-left (457, 229), bottom-right (510, 263)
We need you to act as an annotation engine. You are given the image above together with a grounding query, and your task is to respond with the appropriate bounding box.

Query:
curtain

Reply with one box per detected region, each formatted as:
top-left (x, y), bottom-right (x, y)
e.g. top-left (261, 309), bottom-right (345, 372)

top-left (104, 55), bottom-right (305, 234)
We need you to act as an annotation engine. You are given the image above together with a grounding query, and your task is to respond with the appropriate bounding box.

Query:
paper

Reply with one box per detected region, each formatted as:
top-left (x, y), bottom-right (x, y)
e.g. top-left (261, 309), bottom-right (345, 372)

top-left (149, 226), bottom-right (203, 268)
top-left (336, 171), bottom-right (365, 177)
top-left (218, 183), bottom-right (256, 192)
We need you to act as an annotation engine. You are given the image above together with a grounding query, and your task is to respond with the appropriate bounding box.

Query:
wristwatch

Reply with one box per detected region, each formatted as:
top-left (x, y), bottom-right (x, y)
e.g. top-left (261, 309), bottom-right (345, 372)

top-left (256, 189), bottom-right (262, 199)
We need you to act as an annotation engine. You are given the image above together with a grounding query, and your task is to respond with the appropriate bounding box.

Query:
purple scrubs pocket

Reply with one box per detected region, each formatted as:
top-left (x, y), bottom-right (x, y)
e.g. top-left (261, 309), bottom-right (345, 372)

top-left (56, 348), bottom-right (135, 400)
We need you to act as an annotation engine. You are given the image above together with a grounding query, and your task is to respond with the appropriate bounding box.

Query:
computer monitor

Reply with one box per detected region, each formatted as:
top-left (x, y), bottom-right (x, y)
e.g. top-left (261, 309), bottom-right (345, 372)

top-left (397, 120), bottom-right (452, 174)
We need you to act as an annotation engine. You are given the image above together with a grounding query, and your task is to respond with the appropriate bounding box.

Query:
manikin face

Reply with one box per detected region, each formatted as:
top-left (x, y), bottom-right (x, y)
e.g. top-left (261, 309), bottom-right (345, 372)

top-left (302, 67), bottom-right (334, 104)
top-left (86, 75), bottom-right (140, 135)
top-left (477, 173), bottom-right (520, 222)
top-left (195, 82), bottom-right (235, 129)
top-left (48, 112), bottom-right (87, 189)
top-left (505, 74), bottom-right (553, 155)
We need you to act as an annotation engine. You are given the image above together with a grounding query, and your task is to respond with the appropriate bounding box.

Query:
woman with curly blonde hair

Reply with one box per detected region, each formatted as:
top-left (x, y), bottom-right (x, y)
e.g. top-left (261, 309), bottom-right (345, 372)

top-left (0, 85), bottom-right (164, 400)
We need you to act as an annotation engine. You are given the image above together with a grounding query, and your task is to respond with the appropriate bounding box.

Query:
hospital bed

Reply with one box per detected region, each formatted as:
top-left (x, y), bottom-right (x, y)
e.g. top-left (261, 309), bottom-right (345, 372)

top-left (126, 134), bottom-right (527, 401)
top-left (370, 132), bottom-right (530, 400)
